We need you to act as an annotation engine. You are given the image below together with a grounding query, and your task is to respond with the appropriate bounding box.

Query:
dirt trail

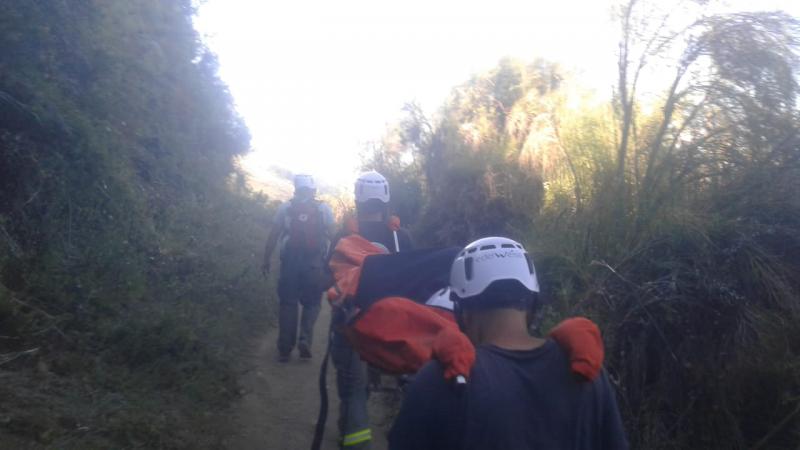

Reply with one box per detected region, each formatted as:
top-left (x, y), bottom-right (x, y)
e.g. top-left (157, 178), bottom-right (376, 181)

top-left (226, 304), bottom-right (393, 450)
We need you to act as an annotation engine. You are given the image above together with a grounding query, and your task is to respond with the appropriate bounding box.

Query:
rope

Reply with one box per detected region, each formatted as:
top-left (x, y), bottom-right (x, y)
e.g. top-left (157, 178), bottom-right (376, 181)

top-left (310, 330), bottom-right (333, 450)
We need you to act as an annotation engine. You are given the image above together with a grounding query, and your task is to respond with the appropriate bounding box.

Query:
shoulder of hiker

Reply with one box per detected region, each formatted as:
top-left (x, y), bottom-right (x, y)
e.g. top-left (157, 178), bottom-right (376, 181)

top-left (317, 201), bottom-right (335, 223)
top-left (390, 361), bottom-right (457, 449)
top-left (272, 201), bottom-right (290, 225)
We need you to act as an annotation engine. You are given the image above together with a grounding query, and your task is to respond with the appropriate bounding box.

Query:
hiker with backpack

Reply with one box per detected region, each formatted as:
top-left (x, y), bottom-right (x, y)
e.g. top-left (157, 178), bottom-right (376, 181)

top-left (262, 174), bottom-right (335, 363)
top-left (329, 170), bottom-right (412, 449)
top-left (317, 173), bottom-right (611, 450)
top-left (388, 237), bottom-right (628, 450)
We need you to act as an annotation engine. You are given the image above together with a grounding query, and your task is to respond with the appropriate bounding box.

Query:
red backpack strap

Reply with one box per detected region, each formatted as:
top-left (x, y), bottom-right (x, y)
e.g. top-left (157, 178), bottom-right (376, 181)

top-left (387, 215), bottom-right (401, 252)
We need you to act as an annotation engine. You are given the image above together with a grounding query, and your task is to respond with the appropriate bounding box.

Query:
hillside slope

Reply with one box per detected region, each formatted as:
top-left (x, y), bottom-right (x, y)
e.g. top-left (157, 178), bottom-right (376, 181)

top-left (0, 2), bottom-right (273, 447)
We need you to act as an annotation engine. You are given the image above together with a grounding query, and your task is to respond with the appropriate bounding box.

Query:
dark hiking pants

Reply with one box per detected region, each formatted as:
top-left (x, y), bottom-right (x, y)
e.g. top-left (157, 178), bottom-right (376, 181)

top-left (331, 309), bottom-right (371, 449)
top-left (277, 250), bottom-right (324, 356)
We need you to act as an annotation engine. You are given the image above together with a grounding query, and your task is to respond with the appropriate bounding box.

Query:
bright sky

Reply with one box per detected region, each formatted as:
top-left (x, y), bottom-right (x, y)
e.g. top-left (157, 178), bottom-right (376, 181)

top-left (194, 0), bottom-right (799, 189)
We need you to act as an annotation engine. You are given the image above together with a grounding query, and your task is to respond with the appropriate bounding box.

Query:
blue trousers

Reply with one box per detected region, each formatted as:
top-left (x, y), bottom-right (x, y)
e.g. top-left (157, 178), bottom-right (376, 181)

top-left (277, 250), bottom-right (324, 355)
top-left (331, 309), bottom-right (371, 449)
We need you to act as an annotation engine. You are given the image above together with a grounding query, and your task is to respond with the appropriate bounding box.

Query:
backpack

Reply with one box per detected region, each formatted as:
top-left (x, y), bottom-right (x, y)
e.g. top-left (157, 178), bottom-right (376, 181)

top-left (312, 236), bottom-right (605, 450)
top-left (342, 214), bottom-right (404, 253)
top-left (285, 199), bottom-right (324, 252)
top-left (326, 237), bottom-right (605, 380)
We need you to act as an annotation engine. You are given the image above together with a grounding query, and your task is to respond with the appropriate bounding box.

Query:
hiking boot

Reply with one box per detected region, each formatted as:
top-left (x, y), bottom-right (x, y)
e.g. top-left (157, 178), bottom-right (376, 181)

top-left (278, 352), bottom-right (290, 363)
top-left (298, 342), bottom-right (312, 359)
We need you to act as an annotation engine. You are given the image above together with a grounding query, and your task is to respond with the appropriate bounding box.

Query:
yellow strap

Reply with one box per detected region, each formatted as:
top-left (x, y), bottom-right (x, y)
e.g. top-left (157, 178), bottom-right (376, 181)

top-left (342, 429), bottom-right (372, 446)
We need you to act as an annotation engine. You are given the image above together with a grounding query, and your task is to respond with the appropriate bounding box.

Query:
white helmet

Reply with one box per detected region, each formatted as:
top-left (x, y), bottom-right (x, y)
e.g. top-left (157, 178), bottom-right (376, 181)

top-left (354, 171), bottom-right (390, 203)
top-left (450, 236), bottom-right (539, 301)
top-left (425, 287), bottom-right (455, 311)
top-left (293, 174), bottom-right (316, 190)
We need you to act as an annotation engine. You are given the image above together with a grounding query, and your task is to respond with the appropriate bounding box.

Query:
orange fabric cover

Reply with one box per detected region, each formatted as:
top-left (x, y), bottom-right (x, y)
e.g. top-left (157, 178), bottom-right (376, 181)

top-left (345, 297), bottom-right (475, 381)
top-left (327, 233), bottom-right (604, 381)
top-left (549, 317), bottom-right (604, 381)
top-left (428, 307), bottom-right (456, 322)
top-left (326, 234), bottom-right (384, 305)
top-left (347, 303), bottom-right (604, 381)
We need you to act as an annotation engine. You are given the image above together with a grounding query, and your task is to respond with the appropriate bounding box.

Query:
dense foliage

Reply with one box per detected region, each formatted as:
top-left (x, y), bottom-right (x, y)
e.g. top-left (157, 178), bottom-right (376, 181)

top-left (366, 4), bottom-right (800, 448)
top-left (2, 0), bottom-right (799, 448)
top-left (0, 1), bottom-right (273, 448)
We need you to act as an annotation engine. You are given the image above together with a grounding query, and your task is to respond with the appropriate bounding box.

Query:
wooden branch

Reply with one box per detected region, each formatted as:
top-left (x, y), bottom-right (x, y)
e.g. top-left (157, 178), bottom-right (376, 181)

top-left (663, 95), bottom-right (708, 158)
top-left (750, 401), bottom-right (800, 450)
top-left (616, 0), bottom-right (638, 184)
top-left (0, 347), bottom-right (40, 367)
top-left (641, 61), bottom-right (695, 192)
top-left (550, 112), bottom-right (583, 213)
top-left (590, 260), bottom-right (681, 364)
top-left (0, 223), bottom-right (22, 258)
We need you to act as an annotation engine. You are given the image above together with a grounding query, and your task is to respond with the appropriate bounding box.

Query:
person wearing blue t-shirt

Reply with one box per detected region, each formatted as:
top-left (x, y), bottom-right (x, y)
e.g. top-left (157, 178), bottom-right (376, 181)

top-left (389, 236), bottom-right (628, 450)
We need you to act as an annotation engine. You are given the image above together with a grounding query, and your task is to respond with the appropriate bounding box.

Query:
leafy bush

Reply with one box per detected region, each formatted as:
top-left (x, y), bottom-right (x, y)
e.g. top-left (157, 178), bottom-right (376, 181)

top-left (0, 1), bottom-right (275, 447)
top-left (365, 5), bottom-right (800, 447)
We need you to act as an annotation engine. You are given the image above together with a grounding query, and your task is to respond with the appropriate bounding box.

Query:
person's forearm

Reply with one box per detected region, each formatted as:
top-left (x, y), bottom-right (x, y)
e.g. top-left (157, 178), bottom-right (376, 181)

top-left (263, 244), bottom-right (275, 263)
